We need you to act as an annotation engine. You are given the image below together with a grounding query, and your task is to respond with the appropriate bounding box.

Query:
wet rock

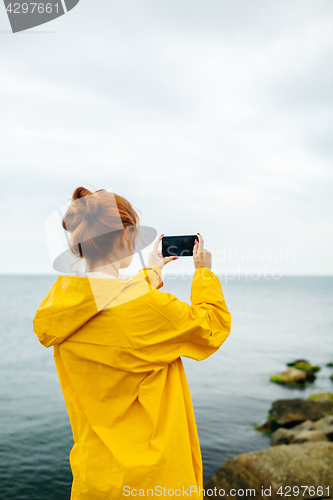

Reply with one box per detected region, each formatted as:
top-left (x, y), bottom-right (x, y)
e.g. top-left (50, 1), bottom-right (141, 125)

top-left (291, 419), bottom-right (316, 432)
top-left (269, 398), bottom-right (333, 428)
top-left (290, 430), bottom-right (329, 444)
top-left (270, 427), bottom-right (295, 446)
top-left (270, 420), bottom-right (314, 446)
top-left (314, 415), bottom-right (333, 440)
top-left (303, 370), bottom-right (316, 381)
top-left (256, 398), bottom-right (333, 433)
top-left (287, 359), bottom-right (321, 372)
top-left (270, 416), bottom-right (333, 446)
top-left (203, 442), bottom-right (333, 500)
top-left (308, 392), bottom-right (333, 403)
top-left (287, 359), bottom-right (309, 365)
top-left (270, 367), bottom-right (308, 385)
top-left (254, 420), bottom-right (272, 433)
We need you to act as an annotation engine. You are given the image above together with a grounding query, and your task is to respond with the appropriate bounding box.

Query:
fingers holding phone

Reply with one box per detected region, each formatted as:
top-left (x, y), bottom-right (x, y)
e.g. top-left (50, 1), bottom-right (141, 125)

top-left (158, 233), bottom-right (212, 270)
top-left (193, 233), bottom-right (212, 270)
top-left (147, 234), bottom-right (179, 270)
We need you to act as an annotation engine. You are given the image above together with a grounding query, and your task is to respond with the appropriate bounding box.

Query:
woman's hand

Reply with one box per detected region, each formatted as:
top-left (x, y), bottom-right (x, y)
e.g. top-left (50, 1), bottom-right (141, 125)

top-left (147, 234), bottom-right (178, 270)
top-left (193, 233), bottom-right (212, 270)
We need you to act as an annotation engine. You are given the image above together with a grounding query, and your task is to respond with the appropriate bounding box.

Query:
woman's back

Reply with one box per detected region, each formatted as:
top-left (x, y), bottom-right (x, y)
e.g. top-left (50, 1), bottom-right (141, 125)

top-left (34, 265), bottom-right (231, 500)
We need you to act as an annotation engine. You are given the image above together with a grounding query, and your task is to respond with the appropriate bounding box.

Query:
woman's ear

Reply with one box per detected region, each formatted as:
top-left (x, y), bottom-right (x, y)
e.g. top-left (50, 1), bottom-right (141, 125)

top-left (124, 227), bottom-right (133, 255)
top-left (118, 230), bottom-right (127, 249)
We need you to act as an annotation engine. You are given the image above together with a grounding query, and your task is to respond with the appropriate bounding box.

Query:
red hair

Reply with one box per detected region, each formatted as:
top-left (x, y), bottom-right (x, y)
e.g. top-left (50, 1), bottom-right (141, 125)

top-left (62, 187), bottom-right (139, 262)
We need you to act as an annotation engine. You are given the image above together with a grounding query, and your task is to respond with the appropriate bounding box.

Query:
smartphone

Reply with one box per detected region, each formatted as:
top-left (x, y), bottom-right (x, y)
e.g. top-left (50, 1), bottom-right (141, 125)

top-left (162, 235), bottom-right (199, 257)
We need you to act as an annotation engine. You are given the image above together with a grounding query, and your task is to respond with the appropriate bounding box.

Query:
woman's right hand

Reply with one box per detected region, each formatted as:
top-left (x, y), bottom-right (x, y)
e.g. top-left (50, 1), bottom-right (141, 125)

top-left (147, 234), bottom-right (178, 270)
top-left (193, 233), bottom-right (212, 270)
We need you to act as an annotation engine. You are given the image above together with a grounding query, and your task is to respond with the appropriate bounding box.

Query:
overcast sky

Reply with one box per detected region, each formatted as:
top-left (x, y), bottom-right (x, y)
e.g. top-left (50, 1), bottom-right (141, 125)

top-left (0, 0), bottom-right (332, 276)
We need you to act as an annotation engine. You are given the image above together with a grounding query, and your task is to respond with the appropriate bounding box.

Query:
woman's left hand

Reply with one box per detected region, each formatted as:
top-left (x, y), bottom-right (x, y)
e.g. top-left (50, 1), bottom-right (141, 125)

top-left (147, 234), bottom-right (178, 270)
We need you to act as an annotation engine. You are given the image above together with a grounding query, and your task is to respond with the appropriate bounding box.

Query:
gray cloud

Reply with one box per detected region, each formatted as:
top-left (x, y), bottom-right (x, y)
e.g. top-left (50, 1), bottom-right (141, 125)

top-left (0, 0), bottom-right (332, 274)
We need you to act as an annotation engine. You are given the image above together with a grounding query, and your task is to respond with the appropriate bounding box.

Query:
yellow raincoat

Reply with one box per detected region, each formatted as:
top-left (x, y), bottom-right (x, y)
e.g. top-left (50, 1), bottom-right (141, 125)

top-left (33, 266), bottom-right (231, 500)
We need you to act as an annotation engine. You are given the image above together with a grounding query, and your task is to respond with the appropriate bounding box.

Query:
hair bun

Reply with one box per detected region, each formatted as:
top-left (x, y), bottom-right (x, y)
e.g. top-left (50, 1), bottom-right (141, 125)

top-left (73, 186), bottom-right (92, 201)
top-left (85, 195), bottom-right (98, 215)
top-left (72, 186), bottom-right (98, 218)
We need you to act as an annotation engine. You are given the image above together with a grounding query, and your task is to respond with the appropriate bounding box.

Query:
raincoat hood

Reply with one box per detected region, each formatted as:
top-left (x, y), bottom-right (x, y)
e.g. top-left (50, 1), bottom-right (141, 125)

top-left (33, 276), bottom-right (99, 348)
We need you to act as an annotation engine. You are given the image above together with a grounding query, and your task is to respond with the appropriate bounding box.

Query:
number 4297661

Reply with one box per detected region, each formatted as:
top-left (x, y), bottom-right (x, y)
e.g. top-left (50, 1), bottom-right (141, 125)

top-left (277, 485), bottom-right (330, 497)
top-left (6, 3), bottom-right (60, 14)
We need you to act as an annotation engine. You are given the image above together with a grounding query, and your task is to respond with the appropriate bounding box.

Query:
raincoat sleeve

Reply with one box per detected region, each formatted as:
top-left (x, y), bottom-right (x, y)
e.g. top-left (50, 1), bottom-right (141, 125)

top-left (131, 266), bottom-right (231, 364)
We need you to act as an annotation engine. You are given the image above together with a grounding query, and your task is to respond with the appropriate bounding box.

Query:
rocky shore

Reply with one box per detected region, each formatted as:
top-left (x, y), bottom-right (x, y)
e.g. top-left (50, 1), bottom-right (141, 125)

top-left (203, 360), bottom-right (333, 500)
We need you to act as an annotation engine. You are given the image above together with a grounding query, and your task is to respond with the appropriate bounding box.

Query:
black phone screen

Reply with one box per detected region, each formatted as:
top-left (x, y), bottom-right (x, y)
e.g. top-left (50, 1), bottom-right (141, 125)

top-left (161, 235), bottom-right (198, 257)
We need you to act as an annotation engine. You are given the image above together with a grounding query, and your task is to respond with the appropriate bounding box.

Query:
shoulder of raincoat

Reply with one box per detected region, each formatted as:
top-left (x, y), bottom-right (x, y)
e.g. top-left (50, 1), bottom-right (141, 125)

top-left (34, 265), bottom-right (231, 364)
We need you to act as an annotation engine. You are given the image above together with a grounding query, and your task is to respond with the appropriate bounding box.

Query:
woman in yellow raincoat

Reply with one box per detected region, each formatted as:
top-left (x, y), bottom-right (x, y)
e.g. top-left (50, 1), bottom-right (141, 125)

top-left (33, 187), bottom-right (231, 500)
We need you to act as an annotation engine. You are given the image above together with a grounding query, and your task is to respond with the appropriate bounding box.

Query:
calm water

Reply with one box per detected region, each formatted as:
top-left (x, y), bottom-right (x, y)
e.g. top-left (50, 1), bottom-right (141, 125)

top-left (0, 274), bottom-right (333, 499)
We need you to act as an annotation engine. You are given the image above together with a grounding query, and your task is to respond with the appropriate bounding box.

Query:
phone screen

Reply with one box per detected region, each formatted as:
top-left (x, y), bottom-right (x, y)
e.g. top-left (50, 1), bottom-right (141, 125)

top-left (162, 235), bottom-right (198, 257)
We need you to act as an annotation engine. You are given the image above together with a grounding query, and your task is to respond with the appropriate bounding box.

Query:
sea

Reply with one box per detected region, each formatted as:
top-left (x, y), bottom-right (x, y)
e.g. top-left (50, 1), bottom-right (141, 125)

top-left (0, 274), bottom-right (332, 500)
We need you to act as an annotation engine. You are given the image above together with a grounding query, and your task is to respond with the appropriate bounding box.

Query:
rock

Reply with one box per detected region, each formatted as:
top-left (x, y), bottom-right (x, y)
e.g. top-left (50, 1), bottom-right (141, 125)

top-left (270, 427), bottom-right (295, 446)
top-left (270, 416), bottom-right (333, 446)
top-left (254, 420), bottom-right (272, 433)
top-left (268, 398), bottom-right (333, 428)
top-left (287, 359), bottom-right (321, 372)
top-left (291, 419), bottom-right (316, 432)
top-left (304, 369), bottom-right (316, 381)
top-left (326, 362), bottom-right (333, 368)
top-left (290, 430), bottom-right (329, 444)
top-left (270, 367), bottom-right (308, 385)
top-left (270, 420), bottom-right (315, 446)
top-left (203, 442), bottom-right (333, 500)
top-left (287, 358), bottom-right (309, 365)
top-left (314, 415), bottom-right (333, 440)
top-left (255, 398), bottom-right (333, 434)
top-left (308, 392), bottom-right (333, 403)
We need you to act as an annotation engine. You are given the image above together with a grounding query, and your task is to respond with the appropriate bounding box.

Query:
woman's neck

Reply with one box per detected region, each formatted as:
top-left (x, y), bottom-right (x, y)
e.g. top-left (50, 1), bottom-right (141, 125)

top-left (85, 260), bottom-right (121, 279)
